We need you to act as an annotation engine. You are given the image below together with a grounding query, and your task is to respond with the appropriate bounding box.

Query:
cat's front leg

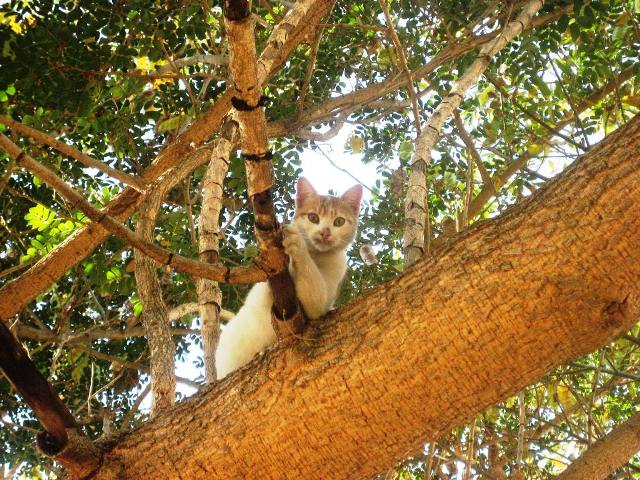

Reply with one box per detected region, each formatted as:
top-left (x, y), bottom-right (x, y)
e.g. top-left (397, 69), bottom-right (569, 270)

top-left (282, 225), bottom-right (328, 319)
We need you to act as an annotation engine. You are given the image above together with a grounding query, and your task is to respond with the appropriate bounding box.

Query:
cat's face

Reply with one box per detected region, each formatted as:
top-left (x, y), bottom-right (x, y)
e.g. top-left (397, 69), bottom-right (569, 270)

top-left (292, 177), bottom-right (363, 253)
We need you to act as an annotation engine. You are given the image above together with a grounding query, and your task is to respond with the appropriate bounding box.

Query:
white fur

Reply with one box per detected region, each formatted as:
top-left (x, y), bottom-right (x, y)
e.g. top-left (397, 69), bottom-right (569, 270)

top-left (215, 224), bottom-right (349, 379)
top-left (215, 180), bottom-right (361, 379)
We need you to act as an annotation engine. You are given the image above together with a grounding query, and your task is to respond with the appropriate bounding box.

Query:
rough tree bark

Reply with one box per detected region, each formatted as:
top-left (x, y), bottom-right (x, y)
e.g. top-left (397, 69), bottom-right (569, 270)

top-left (85, 116), bottom-right (640, 480)
top-left (197, 122), bottom-right (238, 382)
top-left (0, 0), bottom-right (336, 320)
top-left (403, 0), bottom-right (544, 267)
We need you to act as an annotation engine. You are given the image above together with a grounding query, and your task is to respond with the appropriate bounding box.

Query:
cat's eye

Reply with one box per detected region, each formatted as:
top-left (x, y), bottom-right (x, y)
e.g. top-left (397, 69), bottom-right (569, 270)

top-left (308, 213), bottom-right (320, 224)
top-left (333, 217), bottom-right (345, 227)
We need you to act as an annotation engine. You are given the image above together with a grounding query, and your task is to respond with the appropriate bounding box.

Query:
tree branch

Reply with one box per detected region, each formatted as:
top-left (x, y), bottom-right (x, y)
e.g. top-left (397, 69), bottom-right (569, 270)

top-left (0, 134), bottom-right (269, 284)
top-left (0, 115), bottom-right (146, 191)
top-left (89, 114), bottom-right (640, 480)
top-left (224, 0), bottom-right (304, 339)
top-left (379, 0), bottom-right (422, 134)
top-left (403, 0), bottom-right (545, 267)
top-left (556, 411), bottom-right (640, 480)
top-left (457, 64), bottom-right (636, 230)
top-left (197, 122), bottom-right (237, 382)
top-left (0, 321), bottom-right (101, 478)
top-left (0, 0), bottom-right (336, 321)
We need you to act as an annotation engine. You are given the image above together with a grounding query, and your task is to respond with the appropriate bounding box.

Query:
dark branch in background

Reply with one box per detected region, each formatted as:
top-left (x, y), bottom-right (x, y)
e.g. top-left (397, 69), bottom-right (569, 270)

top-left (223, 0), bottom-right (307, 339)
top-left (0, 321), bottom-right (101, 478)
top-left (379, 0), bottom-right (422, 134)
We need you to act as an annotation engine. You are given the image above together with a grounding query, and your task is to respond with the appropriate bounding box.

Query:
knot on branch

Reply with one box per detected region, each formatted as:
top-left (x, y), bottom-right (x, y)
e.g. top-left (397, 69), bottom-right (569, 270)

top-left (37, 428), bottom-right (103, 480)
top-left (601, 296), bottom-right (629, 329)
top-left (242, 150), bottom-right (274, 162)
top-left (231, 95), bottom-right (269, 112)
top-left (223, 0), bottom-right (251, 21)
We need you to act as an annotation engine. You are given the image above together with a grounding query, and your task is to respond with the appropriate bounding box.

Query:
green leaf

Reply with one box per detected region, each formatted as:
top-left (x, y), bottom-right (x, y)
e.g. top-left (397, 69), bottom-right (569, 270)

top-left (25, 204), bottom-right (57, 231)
top-left (157, 115), bottom-right (188, 133)
top-left (398, 141), bottom-right (414, 161)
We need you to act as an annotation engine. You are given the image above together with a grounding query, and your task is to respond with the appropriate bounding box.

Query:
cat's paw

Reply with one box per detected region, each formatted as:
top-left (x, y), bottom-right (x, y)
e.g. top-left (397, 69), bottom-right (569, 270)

top-left (282, 225), bottom-right (308, 260)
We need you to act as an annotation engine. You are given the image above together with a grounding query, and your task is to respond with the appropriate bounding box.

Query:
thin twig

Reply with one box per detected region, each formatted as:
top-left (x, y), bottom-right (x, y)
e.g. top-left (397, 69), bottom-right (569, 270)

top-left (379, 0), bottom-right (421, 134)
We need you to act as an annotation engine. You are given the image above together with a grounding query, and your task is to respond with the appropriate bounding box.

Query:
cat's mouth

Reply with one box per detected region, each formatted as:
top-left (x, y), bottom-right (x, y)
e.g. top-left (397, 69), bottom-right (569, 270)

top-left (311, 237), bottom-right (335, 251)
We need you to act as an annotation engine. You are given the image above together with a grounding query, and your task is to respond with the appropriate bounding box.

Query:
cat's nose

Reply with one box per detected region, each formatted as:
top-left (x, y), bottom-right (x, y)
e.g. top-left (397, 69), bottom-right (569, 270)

top-left (319, 228), bottom-right (331, 239)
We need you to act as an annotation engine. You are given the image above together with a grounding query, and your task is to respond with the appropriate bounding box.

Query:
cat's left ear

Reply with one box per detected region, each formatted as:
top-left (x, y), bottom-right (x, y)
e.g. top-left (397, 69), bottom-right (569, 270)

top-left (341, 184), bottom-right (363, 214)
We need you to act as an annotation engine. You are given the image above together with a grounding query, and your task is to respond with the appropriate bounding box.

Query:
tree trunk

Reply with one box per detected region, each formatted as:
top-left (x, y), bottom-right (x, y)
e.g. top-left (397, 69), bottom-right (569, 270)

top-left (87, 115), bottom-right (640, 479)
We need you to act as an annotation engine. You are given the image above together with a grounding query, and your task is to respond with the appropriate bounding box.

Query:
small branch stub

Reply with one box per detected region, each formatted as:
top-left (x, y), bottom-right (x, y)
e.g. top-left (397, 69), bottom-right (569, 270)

top-left (223, 0), bottom-right (251, 21)
top-left (38, 429), bottom-right (102, 480)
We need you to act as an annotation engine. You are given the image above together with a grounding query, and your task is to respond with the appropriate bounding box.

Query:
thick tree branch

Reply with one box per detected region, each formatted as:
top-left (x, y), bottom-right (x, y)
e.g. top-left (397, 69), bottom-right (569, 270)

top-left (0, 322), bottom-right (100, 478)
top-left (402, 0), bottom-right (545, 268)
top-left (224, 0), bottom-right (304, 339)
top-left (0, 0), bottom-right (336, 321)
top-left (88, 115), bottom-right (640, 479)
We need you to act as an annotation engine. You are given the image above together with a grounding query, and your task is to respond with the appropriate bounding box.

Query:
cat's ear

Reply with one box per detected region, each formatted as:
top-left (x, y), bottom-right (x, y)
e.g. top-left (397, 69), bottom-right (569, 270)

top-left (341, 184), bottom-right (363, 214)
top-left (296, 177), bottom-right (317, 207)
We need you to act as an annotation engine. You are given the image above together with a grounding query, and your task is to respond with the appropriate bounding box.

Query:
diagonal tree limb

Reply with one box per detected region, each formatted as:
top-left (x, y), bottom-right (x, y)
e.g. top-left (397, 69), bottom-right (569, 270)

top-left (453, 110), bottom-right (494, 189)
top-left (0, 321), bottom-right (101, 478)
top-left (224, 0), bottom-right (304, 339)
top-left (0, 115), bottom-right (146, 191)
top-left (0, 134), bottom-right (268, 284)
top-left (89, 114), bottom-right (640, 480)
top-left (555, 410), bottom-right (640, 480)
top-left (402, 0), bottom-right (545, 268)
top-left (458, 64), bottom-right (637, 229)
top-left (379, 0), bottom-right (422, 134)
top-left (0, 0), bottom-right (336, 321)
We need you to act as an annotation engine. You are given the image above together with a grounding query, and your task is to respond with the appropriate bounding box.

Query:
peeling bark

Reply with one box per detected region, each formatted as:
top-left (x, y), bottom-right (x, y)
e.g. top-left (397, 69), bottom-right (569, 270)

top-left (88, 116), bottom-right (640, 480)
top-left (402, 0), bottom-right (545, 267)
top-left (197, 123), bottom-right (237, 382)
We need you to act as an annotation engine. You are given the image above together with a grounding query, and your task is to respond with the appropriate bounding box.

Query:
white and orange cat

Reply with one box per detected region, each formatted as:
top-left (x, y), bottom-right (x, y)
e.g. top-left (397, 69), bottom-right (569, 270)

top-left (215, 177), bottom-right (363, 379)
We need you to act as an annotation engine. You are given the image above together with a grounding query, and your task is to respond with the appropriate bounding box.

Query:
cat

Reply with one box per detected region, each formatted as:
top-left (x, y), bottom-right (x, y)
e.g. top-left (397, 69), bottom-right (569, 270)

top-left (215, 177), bottom-right (363, 379)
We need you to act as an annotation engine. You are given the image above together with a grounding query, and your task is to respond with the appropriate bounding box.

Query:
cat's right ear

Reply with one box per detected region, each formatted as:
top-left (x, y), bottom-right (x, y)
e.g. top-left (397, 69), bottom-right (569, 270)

top-left (296, 177), bottom-right (317, 207)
